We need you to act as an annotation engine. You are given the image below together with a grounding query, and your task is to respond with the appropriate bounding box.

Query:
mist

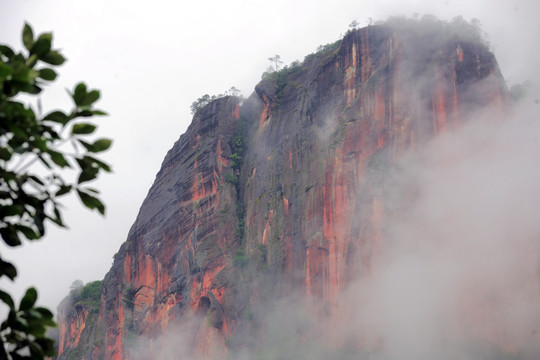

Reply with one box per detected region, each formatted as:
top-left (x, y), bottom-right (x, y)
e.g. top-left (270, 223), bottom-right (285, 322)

top-left (240, 79), bottom-right (539, 360)
top-left (341, 94), bottom-right (540, 359)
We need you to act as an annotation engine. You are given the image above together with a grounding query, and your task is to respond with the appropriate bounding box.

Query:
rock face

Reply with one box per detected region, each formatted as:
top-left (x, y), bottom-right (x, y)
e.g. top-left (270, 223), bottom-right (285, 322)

top-left (56, 21), bottom-right (540, 359)
top-left (97, 98), bottom-right (240, 360)
top-left (56, 281), bottom-right (102, 359)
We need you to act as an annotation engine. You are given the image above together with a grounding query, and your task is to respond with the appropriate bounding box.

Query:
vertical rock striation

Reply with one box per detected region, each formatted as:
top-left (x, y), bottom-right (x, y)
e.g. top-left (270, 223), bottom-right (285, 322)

top-left (243, 22), bottom-right (506, 306)
top-left (58, 97), bottom-right (242, 359)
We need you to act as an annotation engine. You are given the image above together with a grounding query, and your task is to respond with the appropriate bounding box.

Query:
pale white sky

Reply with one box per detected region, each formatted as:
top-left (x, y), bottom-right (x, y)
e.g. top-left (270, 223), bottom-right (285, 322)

top-left (0, 0), bottom-right (538, 313)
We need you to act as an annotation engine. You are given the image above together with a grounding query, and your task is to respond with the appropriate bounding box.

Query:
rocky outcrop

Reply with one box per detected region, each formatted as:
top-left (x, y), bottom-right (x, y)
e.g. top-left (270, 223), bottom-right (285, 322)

top-left (56, 281), bottom-right (102, 360)
top-left (56, 20), bottom-right (540, 359)
top-left (57, 303), bottom-right (88, 354)
top-left (95, 97), bottom-right (241, 360)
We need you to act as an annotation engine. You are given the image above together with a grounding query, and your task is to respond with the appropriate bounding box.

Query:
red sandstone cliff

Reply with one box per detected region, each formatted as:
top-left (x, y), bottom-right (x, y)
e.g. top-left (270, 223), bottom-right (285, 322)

top-left (56, 281), bottom-right (102, 359)
top-left (56, 20), bottom-right (540, 360)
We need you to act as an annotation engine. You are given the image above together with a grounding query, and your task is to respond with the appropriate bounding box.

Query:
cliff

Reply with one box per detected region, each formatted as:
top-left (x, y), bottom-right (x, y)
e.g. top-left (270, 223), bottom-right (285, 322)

top-left (56, 281), bottom-right (102, 359)
top-left (56, 19), bottom-right (540, 360)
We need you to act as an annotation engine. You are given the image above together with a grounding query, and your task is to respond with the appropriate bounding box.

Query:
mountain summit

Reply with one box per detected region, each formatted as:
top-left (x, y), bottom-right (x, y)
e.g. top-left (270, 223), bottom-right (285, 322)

top-left (56, 19), bottom-right (540, 360)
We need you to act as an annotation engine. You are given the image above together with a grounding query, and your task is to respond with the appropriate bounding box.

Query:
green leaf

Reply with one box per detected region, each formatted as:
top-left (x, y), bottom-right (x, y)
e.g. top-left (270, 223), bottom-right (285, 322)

top-left (34, 209), bottom-right (46, 236)
top-left (30, 33), bottom-right (52, 56)
top-left (23, 23), bottom-right (34, 51)
top-left (20, 287), bottom-right (38, 311)
top-left (33, 136), bottom-right (48, 151)
top-left (16, 82), bottom-right (42, 95)
top-left (77, 189), bottom-right (105, 215)
top-left (52, 205), bottom-right (65, 227)
top-left (55, 185), bottom-right (72, 197)
top-left (0, 146), bottom-right (12, 161)
top-left (29, 175), bottom-right (45, 186)
top-left (26, 53), bottom-right (38, 67)
top-left (16, 225), bottom-right (39, 240)
top-left (0, 62), bottom-right (12, 79)
top-left (0, 227), bottom-right (21, 247)
top-left (78, 167), bottom-right (99, 183)
top-left (8, 123), bottom-right (30, 140)
top-left (12, 313), bottom-right (29, 330)
top-left (72, 82), bottom-right (87, 106)
top-left (28, 68), bottom-right (40, 82)
top-left (35, 337), bottom-right (57, 356)
top-left (91, 138), bottom-right (112, 152)
top-left (0, 259), bottom-right (18, 281)
top-left (71, 123), bottom-right (96, 135)
top-left (11, 62), bottom-right (31, 82)
top-left (34, 307), bottom-right (54, 320)
top-left (86, 155), bottom-right (111, 172)
top-left (38, 68), bottom-right (57, 81)
top-left (48, 150), bottom-right (70, 168)
top-left (76, 110), bottom-right (94, 117)
top-left (43, 110), bottom-right (69, 125)
top-left (42, 124), bottom-right (61, 140)
top-left (28, 340), bottom-right (44, 357)
top-left (0, 44), bottom-right (15, 58)
top-left (80, 89), bottom-right (100, 106)
top-left (41, 50), bottom-right (65, 65)
top-left (0, 290), bottom-right (15, 309)
top-left (76, 155), bottom-right (105, 183)
top-left (91, 109), bottom-right (108, 116)
top-left (0, 205), bottom-right (23, 217)
top-left (29, 84), bottom-right (42, 94)
top-left (78, 140), bottom-right (93, 151)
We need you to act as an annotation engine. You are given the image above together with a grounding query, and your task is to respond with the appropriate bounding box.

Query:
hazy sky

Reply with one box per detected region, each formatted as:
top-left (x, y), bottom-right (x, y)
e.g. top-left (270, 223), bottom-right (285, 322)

top-left (0, 0), bottom-right (538, 313)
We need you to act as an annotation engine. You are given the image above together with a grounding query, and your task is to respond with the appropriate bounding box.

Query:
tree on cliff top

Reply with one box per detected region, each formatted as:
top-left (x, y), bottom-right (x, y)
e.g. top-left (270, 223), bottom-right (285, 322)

top-left (190, 87), bottom-right (242, 115)
top-left (268, 54), bottom-right (283, 72)
top-left (0, 23), bottom-right (112, 359)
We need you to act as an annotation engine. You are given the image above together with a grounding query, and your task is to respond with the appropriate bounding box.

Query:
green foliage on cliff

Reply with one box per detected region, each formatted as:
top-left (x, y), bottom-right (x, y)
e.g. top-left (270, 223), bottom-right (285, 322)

top-left (303, 39), bottom-right (341, 67)
top-left (262, 38), bottom-right (341, 83)
top-left (234, 202), bottom-right (245, 242)
top-left (190, 94), bottom-right (219, 114)
top-left (190, 87), bottom-right (242, 115)
top-left (70, 280), bottom-right (103, 312)
top-left (0, 23), bottom-right (111, 359)
top-left (261, 15), bottom-right (487, 99)
top-left (233, 248), bottom-right (248, 267)
top-left (261, 39), bottom-right (341, 110)
top-left (224, 171), bottom-right (238, 185)
top-left (227, 109), bottom-right (252, 246)
top-left (229, 114), bottom-right (249, 171)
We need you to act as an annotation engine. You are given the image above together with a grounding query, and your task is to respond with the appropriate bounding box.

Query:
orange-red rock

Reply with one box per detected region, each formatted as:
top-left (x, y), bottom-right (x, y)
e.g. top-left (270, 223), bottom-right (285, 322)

top-left (56, 22), bottom-right (539, 360)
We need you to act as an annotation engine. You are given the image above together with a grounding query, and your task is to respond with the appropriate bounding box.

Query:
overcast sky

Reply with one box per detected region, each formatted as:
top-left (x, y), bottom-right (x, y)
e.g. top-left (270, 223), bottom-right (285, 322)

top-left (0, 0), bottom-right (538, 313)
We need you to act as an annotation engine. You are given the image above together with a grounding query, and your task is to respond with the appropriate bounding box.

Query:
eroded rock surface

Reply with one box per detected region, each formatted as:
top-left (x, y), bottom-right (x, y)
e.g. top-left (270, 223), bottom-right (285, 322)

top-left (56, 22), bottom-right (540, 360)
